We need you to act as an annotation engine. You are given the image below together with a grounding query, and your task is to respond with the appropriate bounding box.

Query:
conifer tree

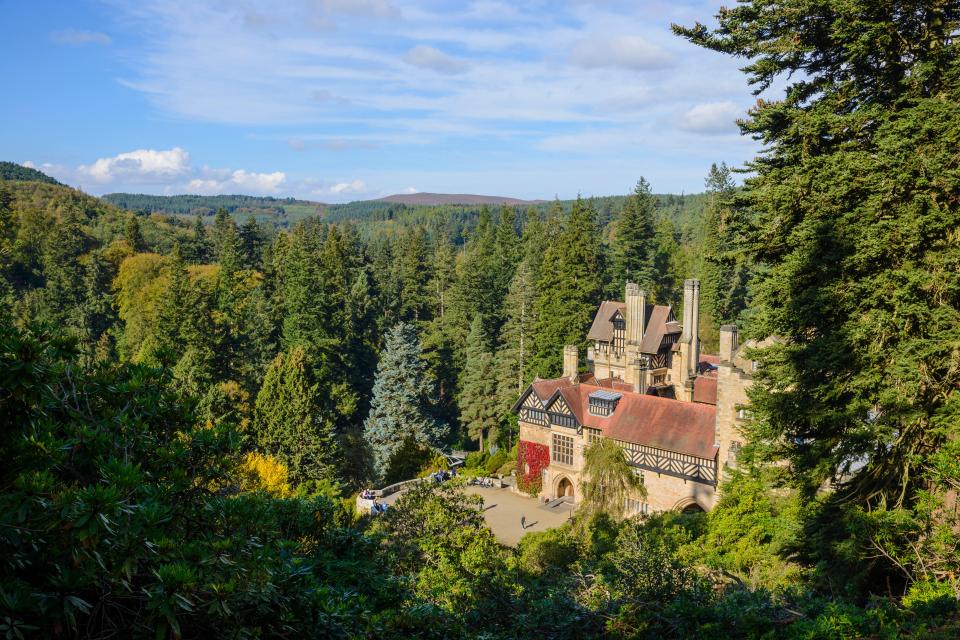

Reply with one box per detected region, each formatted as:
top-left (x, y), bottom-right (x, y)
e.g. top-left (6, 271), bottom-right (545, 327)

top-left (675, 2), bottom-right (960, 512)
top-left (699, 163), bottom-right (749, 336)
top-left (238, 216), bottom-right (265, 270)
top-left (363, 323), bottom-right (447, 480)
top-left (184, 215), bottom-right (210, 264)
top-left (124, 215), bottom-right (145, 253)
top-left (395, 225), bottom-right (433, 322)
top-left (253, 347), bottom-right (339, 484)
top-left (495, 257), bottom-right (536, 420)
top-left (210, 208), bottom-right (237, 264)
top-left (531, 196), bottom-right (602, 377)
top-left (459, 316), bottom-right (499, 452)
top-left (610, 178), bottom-right (657, 296)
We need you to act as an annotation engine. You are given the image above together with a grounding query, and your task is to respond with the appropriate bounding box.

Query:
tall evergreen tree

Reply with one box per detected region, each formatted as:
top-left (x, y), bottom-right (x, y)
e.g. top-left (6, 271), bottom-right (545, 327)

top-left (184, 214), bottom-right (211, 264)
top-left (459, 316), bottom-right (499, 452)
top-left (396, 225), bottom-right (433, 322)
top-left (531, 196), bottom-right (603, 377)
top-left (610, 178), bottom-right (658, 297)
top-left (675, 3), bottom-right (960, 515)
top-left (253, 347), bottom-right (339, 485)
top-left (363, 323), bottom-right (447, 480)
top-left (494, 257), bottom-right (537, 422)
top-left (124, 215), bottom-right (146, 253)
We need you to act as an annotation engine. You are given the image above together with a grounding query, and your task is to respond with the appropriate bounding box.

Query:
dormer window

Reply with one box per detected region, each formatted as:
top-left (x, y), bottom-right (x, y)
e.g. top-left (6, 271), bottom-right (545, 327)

top-left (588, 390), bottom-right (622, 416)
top-left (612, 313), bottom-right (625, 355)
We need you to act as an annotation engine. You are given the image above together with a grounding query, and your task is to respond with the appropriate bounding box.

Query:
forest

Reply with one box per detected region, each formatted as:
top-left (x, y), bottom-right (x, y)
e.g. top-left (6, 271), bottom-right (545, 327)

top-left (2, 1), bottom-right (960, 637)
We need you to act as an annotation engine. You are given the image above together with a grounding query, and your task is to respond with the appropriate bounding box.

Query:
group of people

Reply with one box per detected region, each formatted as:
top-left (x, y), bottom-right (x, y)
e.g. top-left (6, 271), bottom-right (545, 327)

top-left (431, 468), bottom-right (456, 483)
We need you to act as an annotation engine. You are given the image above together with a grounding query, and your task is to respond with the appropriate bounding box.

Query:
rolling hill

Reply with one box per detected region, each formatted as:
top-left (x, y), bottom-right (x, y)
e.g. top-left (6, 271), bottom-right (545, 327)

top-left (376, 192), bottom-right (543, 206)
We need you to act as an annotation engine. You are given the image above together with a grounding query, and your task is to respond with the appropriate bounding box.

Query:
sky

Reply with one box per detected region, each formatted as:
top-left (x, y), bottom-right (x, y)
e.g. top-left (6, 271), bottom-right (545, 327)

top-left (0, 1), bottom-right (764, 203)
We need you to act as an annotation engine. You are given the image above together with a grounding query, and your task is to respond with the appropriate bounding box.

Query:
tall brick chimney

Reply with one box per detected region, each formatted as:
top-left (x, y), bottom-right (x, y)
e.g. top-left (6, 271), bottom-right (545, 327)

top-left (562, 345), bottom-right (579, 383)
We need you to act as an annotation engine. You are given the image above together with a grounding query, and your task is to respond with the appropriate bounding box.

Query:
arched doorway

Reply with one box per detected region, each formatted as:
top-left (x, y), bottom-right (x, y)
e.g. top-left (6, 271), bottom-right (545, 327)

top-left (556, 476), bottom-right (574, 500)
top-left (672, 497), bottom-right (706, 513)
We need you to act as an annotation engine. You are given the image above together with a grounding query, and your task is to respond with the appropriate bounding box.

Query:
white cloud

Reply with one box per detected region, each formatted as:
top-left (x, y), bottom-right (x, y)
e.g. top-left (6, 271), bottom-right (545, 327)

top-left (329, 179), bottom-right (367, 194)
top-left (402, 186), bottom-right (418, 194)
top-left (229, 169), bottom-right (286, 192)
top-left (79, 147), bottom-right (191, 183)
top-left (678, 101), bottom-right (742, 134)
top-left (569, 35), bottom-right (671, 71)
top-left (50, 29), bottom-right (112, 45)
top-left (403, 45), bottom-right (471, 75)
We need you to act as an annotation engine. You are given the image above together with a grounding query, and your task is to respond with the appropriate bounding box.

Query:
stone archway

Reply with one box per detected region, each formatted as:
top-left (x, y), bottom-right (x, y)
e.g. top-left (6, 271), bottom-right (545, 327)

top-left (672, 497), bottom-right (705, 513)
top-left (556, 476), bottom-right (575, 500)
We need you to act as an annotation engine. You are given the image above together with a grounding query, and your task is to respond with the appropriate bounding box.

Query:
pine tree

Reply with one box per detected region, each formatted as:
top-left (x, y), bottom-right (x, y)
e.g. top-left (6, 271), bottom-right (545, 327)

top-left (363, 323), bottom-right (447, 481)
top-left (396, 225), bottom-right (433, 322)
top-left (75, 250), bottom-right (114, 366)
top-left (531, 196), bottom-right (603, 377)
top-left (124, 215), bottom-right (146, 253)
top-left (238, 216), bottom-right (265, 270)
top-left (459, 316), bottom-right (499, 452)
top-left (495, 257), bottom-right (536, 420)
top-left (184, 215), bottom-right (210, 264)
top-left (699, 163), bottom-right (749, 337)
top-left (675, 3), bottom-right (960, 511)
top-left (253, 347), bottom-right (339, 485)
top-left (610, 178), bottom-right (657, 296)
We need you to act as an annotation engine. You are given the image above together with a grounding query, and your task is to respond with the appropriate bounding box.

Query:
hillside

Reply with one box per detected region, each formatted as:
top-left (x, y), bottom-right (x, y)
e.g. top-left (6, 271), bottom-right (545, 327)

top-left (376, 192), bottom-right (543, 206)
top-left (102, 192), bottom-right (325, 223)
top-left (0, 161), bottom-right (62, 185)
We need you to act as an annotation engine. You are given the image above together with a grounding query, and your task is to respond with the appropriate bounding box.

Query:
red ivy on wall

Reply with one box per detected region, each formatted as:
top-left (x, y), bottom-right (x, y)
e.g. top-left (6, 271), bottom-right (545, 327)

top-left (517, 440), bottom-right (549, 495)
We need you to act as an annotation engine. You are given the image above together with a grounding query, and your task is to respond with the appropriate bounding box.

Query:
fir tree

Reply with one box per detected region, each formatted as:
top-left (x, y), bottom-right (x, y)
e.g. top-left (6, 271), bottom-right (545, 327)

top-left (238, 216), bottom-right (265, 270)
top-left (459, 316), bottom-right (499, 452)
top-left (184, 215), bottom-right (211, 264)
top-left (363, 323), bottom-right (447, 480)
top-left (495, 257), bottom-right (537, 421)
top-left (253, 347), bottom-right (339, 485)
top-left (610, 178), bottom-right (657, 296)
top-left (675, 2), bottom-right (960, 512)
top-left (124, 215), bottom-right (145, 253)
top-left (531, 196), bottom-right (602, 377)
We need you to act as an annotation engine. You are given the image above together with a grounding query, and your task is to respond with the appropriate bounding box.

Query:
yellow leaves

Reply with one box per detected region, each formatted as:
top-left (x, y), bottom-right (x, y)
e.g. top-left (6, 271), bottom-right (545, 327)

top-left (239, 452), bottom-right (292, 498)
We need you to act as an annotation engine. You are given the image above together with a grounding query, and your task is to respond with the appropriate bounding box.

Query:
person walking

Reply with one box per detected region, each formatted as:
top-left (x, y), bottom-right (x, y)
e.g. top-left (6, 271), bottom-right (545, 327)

top-left (520, 515), bottom-right (526, 530)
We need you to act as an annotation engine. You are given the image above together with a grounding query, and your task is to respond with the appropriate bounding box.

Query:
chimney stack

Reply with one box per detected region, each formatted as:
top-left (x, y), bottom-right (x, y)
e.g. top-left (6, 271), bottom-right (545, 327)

top-left (681, 279), bottom-right (701, 378)
top-left (628, 357), bottom-right (648, 394)
top-left (719, 324), bottom-right (739, 363)
top-left (625, 283), bottom-right (645, 345)
top-left (562, 345), bottom-right (579, 383)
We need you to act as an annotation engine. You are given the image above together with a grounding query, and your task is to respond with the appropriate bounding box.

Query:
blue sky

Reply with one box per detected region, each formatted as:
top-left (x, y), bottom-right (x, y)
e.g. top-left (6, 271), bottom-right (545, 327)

top-left (1, 1), bottom-right (762, 202)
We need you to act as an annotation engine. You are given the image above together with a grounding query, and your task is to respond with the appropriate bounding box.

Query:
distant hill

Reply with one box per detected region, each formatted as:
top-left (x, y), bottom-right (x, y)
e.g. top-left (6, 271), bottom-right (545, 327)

top-left (376, 192), bottom-right (543, 206)
top-left (102, 193), bottom-right (326, 223)
top-left (0, 161), bottom-right (62, 185)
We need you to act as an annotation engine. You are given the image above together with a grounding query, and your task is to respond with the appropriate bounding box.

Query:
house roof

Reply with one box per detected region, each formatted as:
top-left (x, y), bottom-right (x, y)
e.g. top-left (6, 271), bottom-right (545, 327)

top-left (638, 305), bottom-right (671, 354)
top-left (586, 301), bottom-right (626, 341)
top-left (587, 299), bottom-right (680, 353)
top-left (517, 376), bottom-right (718, 459)
top-left (692, 376), bottom-right (718, 405)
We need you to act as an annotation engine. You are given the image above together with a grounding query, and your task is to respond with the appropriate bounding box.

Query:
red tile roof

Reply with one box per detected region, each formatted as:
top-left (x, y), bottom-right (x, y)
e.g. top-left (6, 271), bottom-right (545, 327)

top-left (524, 376), bottom-right (718, 459)
top-left (692, 376), bottom-right (718, 405)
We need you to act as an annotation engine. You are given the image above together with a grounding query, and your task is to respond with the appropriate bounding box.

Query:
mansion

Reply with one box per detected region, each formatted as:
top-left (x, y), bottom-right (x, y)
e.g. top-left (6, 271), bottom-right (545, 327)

top-left (512, 279), bottom-right (756, 513)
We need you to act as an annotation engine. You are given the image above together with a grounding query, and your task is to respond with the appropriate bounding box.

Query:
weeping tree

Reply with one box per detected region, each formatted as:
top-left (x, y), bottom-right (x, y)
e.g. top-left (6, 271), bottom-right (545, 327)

top-left (579, 438), bottom-right (645, 524)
